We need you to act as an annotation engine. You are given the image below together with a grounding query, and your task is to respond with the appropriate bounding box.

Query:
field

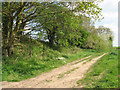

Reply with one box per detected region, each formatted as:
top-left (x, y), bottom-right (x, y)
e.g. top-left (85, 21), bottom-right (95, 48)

top-left (2, 41), bottom-right (103, 82)
top-left (2, 1), bottom-right (118, 88)
top-left (76, 50), bottom-right (118, 88)
top-left (2, 40), bottom-right (118, 88)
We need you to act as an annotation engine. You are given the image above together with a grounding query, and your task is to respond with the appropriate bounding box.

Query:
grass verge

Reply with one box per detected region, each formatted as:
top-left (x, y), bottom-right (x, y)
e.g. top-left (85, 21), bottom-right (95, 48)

top-left (2, 41), bottom-right (105, 82)
top-left (76, 50), bottom-right (118, 88)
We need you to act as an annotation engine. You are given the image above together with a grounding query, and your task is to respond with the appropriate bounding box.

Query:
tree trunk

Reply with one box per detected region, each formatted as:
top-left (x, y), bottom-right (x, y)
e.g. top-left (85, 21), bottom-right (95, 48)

top-left (48, 30), bottom-right (55, 48)
top-left (49, 36), bottom-right (54, 48)
top-left (7, 45), bottom-right (14, 57)
top-left (2, 39), bottom-right (7, 56)
top-left (29, 36), bottom-right (32, 57)
top-left (43, 43), bottom-right (45, 57)
top-left (29, 44), bottom-right (32, 57)
top-left (7, 17), bottom-right (14, 57)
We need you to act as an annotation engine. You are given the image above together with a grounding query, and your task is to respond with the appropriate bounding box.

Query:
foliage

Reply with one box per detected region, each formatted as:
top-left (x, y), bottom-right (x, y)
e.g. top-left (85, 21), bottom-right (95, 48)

top-left (2, 1), bottom-right (104, 56)
top-left (96, 26), bottom-right (113, 48)
top-left (31, 1), bottom-right (104, 48)
top-left (114, 46), bottom-right (120, 49)
top-left (2, 2), bottom-right (116, 87)
top-left (2, 41), bottom-right (100, 82)
top-left (2, 2), bottom-right (40, 56)
top-left (82, 25), bottom-right (113, 50)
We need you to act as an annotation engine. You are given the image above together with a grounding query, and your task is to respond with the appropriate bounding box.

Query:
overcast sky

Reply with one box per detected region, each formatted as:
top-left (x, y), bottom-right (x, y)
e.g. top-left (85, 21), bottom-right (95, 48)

top-left (95, 0), bottom-right (119, 47)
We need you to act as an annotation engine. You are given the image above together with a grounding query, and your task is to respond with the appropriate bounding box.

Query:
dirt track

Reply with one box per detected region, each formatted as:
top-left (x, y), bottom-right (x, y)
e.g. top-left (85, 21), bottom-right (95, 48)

top-left (2, 53), bottom-right (107, 88)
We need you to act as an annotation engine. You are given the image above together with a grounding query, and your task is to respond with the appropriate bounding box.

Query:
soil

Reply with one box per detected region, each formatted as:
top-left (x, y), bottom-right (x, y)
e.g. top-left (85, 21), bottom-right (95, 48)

top-left (2, 53), bottom-right (107, 88)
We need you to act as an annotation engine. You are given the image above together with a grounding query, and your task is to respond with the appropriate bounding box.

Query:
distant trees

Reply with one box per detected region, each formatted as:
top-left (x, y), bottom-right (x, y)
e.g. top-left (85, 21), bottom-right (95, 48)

top-left (82, 26), bottom-right (113, 50)
top-left (97, 26), bottom-right (113, 49)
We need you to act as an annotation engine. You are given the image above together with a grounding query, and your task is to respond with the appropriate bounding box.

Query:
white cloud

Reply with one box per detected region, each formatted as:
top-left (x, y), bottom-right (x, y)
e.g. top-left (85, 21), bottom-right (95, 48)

top-left (95, 0), bottom-right (119, 47)
top-left (95, 24), bottom-right (118, 47)
top-left (103, 24), bottom-right (118, 34)
top-left (103, 24), bottom-right (118, 47)
top-left (102, 12), bottom-right (117, 20)
top-left (99, 0), bottom-right (119, 10)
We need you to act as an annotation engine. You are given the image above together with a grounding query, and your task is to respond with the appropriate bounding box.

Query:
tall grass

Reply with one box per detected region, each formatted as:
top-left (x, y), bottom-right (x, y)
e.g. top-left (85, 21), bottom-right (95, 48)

top-left (2, 41), bottom-right (101, 82)
top-left (77, 50), bottom-right (118, 88)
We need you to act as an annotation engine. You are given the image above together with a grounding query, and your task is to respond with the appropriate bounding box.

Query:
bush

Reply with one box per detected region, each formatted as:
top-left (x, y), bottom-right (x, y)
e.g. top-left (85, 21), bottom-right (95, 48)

top-left (82, 32), bottom-right (112, 51)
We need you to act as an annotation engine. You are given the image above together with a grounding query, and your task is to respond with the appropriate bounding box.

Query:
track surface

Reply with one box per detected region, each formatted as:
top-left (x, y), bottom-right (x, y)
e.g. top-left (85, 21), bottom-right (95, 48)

top-left (2, 53), bottom-right (107, 88)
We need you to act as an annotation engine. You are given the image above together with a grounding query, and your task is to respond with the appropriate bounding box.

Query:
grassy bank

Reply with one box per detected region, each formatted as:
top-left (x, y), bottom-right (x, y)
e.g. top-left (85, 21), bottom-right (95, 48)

top-left (2, 41), bottom-right (103, 82)
top-left (76, 50), bottom-right (118, 88)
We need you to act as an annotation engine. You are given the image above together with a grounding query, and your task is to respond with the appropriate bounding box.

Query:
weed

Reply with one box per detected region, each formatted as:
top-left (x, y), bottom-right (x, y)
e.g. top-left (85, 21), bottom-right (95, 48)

top-left (77, 50), bottom-right (118, 88)
top-left (2, 41), bottom-right (102, 82)
top-left (58, 67), bottom-right (79, 78)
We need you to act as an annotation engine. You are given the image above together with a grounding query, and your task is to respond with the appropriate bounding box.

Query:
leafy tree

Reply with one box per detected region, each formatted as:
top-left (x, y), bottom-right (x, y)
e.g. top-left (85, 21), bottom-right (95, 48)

top-left (2, 1), bottom-right (104, 56)
top-left (32, 3), bottom-right (71, 47)
top-left (82, 26), bottom-right (113, 50)
top-left (65, 16), bottom-right (89, 47)
top-left (32, 1), bottom-right (103, 48)
top-left (2, 2), bottom-right (40, 56)
top-left (96, 26), bottom-right (113, 48)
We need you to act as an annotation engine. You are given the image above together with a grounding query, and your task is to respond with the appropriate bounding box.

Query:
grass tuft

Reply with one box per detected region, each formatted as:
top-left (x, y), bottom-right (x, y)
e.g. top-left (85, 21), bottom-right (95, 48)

top-left (2, 41), bottom-right (104, 82)
top-left (77, 50), bottom-right (118, 88)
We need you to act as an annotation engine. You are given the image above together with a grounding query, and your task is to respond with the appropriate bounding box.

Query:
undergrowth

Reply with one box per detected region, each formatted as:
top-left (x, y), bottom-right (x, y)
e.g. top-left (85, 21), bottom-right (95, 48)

top-left (2, 40), bottom-right (103, 82)
top-left (77, 50), bottom-right (118, 88)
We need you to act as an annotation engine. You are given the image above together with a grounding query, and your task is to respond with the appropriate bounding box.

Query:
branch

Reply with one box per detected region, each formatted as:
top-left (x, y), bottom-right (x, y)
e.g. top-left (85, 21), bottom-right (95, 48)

top-left (13, 2), bottom-right (27, 19)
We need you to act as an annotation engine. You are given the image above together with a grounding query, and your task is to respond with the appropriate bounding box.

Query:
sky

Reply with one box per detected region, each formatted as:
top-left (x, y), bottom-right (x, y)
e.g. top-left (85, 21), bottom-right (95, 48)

top-left (95, 0), bottom-right (119, 47)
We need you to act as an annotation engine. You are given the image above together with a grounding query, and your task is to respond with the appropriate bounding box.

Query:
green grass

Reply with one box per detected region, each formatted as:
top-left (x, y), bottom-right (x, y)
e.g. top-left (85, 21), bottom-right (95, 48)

top-left (74, 53), bottom-right (103, 65)
top-left (45, 79), bottom-right (52, 82)
top-left (2, 40), bottom-right (105, 82)
top-left (76, 50), bottom-right (118, 88)
top-left (82, 53), bottom-right (104, 64)
top-left (58, 67), bottom-right (79, 78)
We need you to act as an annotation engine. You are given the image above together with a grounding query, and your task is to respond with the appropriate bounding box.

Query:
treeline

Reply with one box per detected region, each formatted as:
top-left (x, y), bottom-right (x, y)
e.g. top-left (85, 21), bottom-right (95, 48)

top-left (2, 1), bottom-right (113, 57)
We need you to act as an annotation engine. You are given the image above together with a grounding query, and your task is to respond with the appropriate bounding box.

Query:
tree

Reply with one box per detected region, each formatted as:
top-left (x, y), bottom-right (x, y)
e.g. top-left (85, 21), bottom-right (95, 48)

top-left (32, 1), bottom-right (103, 48)
top-left (2, 2), bottom-right (40, 56)
top-left (32, 3), bottom-right (72, 47)
top-left (82, 26), bottom-right (113, 50)
top-left (2, 1), bottom-right (104, 56)
top-left (96, 26), bottom-right (113, 48)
